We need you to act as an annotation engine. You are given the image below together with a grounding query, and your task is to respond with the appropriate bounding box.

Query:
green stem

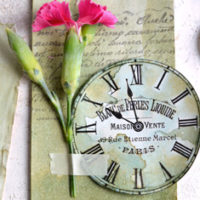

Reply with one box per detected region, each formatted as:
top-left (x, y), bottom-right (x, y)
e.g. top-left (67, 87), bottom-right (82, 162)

top-left (69, 141), bottom-right (75, 197)
top-left (67, 95), bottom-right (75, 197)
top-left (40, 80), bottom-right (75, 197)
top-left (67, 95), bottom-right (72, 139)
top-left (40, 81), bottom-right (67, 141)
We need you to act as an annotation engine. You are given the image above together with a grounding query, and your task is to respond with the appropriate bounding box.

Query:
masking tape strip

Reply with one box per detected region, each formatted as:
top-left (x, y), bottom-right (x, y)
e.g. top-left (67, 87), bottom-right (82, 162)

top-left (49, 153), bottom-right (109, 176)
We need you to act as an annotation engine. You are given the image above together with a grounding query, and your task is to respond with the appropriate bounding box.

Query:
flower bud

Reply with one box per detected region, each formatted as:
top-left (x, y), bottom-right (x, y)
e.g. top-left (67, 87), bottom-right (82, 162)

top-left (6, 28), bottom-right (44, 85)
top-left (81, 24), bottom-right (97, 46)
top-left (61, 27), bottom-right (85, 98)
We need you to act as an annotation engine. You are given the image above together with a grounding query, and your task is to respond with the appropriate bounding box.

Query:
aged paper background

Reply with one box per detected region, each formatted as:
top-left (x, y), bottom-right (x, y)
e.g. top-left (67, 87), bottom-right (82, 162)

top-left (0, 24), bottom-right (21, 199)
top-left (31, 0), bottom-right (176, 199)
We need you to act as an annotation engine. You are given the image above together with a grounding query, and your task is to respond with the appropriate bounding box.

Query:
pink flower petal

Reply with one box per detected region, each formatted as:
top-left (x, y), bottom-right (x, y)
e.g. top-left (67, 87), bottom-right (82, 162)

top-left (32, 16), bottom-right (51, 32)
top-left (57, 1), bottom-right (75, 28)
top-left (77, 0), bottom-right (118, 28)
top-left (97, 7), bottom-right (118, 28)
top-left (32, 0), bottom-right (74, 32)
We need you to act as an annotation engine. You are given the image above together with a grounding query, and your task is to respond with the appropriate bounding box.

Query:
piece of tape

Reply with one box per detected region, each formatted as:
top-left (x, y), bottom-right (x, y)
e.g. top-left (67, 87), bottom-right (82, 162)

top-left (49, 153), bottom-right (108, 176)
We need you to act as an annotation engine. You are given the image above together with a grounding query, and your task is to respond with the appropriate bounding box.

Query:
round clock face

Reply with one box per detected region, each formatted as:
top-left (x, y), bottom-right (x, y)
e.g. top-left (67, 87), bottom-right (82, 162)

top-left (72, 59), bottom-right (200, 195)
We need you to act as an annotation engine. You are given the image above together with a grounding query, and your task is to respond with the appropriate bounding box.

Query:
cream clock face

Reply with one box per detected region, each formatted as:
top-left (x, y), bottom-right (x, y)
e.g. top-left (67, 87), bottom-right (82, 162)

top-left (72, 59), bottom-right (200, 195)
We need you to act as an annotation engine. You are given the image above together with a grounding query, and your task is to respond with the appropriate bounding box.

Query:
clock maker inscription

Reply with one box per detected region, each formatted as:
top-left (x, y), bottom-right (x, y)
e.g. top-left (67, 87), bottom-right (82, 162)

top-left (73, 59), bottom-right (200, 194)
top-left (96, 98), bottom-right (177, 155)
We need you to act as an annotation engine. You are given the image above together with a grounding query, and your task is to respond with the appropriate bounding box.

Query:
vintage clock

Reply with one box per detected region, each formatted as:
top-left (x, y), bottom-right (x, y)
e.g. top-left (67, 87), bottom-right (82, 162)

top-left (72, 59), bottom-right (200, 195)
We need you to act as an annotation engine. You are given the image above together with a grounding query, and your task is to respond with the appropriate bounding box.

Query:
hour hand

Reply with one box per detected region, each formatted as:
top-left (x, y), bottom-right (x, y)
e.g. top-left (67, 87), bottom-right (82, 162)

top-left (105, 108), bottom-right (135, 125)
top-left (106, 108), bottom-right (122, 119)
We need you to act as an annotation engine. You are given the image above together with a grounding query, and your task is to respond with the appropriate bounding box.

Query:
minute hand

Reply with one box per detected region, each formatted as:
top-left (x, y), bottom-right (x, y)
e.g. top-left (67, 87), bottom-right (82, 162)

top-left (105, 108), bottom-right (135, 126)
top-left (126, 79), bottom-right (138, 122)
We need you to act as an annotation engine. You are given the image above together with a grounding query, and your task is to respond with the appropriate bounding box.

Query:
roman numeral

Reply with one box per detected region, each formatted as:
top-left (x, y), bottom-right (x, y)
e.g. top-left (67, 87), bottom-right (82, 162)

top-left (81, 143), bottom-right (104, 154)
top-left (178, 117), bottom-right (198, 127)
top-left (130, 64), bottom-right (143, 85)
top-left (102, 72), bottom-right (119, 93)
top-left (81, 144), bottom-right (104, 166)
top-left (103, 160), bottom-right (120, 184)
top-left (82, 94), bottom-right (103, 107)
top-left (159, 162), bottom-right (173, 181)
top-left (134, 168), bottom-right (144, 189)
top-left (171, 141), bottom-right (193, 159)
top-left (171, 89), bottom-right (190, 104)
top-left (75, 122), bottom-right (97, 135)
top-left (155, 70), bottom-right (168, 90)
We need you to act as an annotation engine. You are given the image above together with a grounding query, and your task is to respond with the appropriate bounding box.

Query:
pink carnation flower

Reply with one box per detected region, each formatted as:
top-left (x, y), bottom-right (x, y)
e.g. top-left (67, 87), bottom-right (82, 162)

top-left (32, 0), bottom-right (118, 32)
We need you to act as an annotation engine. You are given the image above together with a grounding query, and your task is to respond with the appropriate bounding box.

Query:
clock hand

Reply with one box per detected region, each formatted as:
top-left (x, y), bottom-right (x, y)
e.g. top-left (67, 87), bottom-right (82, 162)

top-left (105, 108), bottom-right (135, 126)
top-left (126, 79), bottom-right (139, 122)
top-left (106, 108), bottom-right (144, 132)
top-left (125, 79), bottom-right (144, 132)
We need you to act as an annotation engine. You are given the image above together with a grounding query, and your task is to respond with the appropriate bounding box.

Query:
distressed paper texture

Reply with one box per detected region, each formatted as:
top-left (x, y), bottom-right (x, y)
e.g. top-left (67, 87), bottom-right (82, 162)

top-left (31, 0), bottom-right (176, 199)
top-left (0, 24), bottom-right (21, 198)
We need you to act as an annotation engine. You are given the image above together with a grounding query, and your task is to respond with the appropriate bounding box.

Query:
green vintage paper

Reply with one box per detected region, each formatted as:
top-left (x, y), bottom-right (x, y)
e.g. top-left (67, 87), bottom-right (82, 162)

top-left (0, 24), bottom-right (21, 198)
top-left (31, 0), bottom-right (176, 199)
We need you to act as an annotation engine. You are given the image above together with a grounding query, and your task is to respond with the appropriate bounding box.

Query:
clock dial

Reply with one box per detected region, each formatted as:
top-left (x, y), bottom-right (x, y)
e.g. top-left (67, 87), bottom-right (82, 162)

top-left (72, 59), bottom-right (200, 195)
